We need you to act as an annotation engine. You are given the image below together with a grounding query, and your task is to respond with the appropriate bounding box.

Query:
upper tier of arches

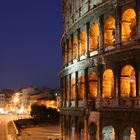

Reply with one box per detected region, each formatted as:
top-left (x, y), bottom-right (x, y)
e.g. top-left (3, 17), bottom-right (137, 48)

top-left (62, 8), bottom-right (137, 66)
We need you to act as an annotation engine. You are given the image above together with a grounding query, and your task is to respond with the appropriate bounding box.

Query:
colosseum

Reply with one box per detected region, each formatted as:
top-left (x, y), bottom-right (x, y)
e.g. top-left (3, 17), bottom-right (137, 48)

top-left (59, 0), bottom-right (140, 139)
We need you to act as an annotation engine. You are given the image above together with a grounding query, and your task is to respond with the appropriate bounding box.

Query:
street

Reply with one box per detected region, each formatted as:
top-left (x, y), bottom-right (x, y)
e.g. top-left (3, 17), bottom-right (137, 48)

top-left (0, 115), bottom-right (60, 140)
top-left (20, 124), bottom-right (59, 140)
top-left (0, 114), bottom-right (17, 140)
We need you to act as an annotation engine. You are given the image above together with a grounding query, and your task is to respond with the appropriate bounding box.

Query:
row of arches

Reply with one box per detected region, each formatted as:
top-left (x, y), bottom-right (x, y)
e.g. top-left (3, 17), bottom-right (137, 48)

top-left (66, 64), bottom-right (136, 100)
top-left (89, 124), bottom-right (136, 140)
top-left (63, 8), bottom-right (136, 64)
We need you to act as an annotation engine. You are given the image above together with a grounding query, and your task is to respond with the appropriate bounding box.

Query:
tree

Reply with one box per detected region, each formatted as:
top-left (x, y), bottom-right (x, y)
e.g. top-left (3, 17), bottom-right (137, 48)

top-left (31, 104), bottom-right (59, 122)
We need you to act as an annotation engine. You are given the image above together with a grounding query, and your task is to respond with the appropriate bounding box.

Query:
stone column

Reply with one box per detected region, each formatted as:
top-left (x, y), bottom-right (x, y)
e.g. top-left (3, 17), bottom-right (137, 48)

top-left (68, 115), bottom-right (71, 140)
top-left (97, 66), bottom-right (103, 98)
top-left (75, 72), bottom-right (78, 107)
top-left (99, 15), bottom-right (104, 54)
top-left (84, 68), bottom-right (88, 102)
top-left (68, 74), bottom-right (71, 107)
top-left (114, 62), bottom-right (120, 107)
top-left (136, 61), bottom-right (140, 97)
top-left (77, 29), bottom-right (81, 61)
top-left (65, 40), bottom-right (68, 66)
top-left (136, 0), bottom-right (140, 37)
top-left (74, 116), bottom-right (78, 140)
top-left (115, 4), bottom-right (121, 47)
top-left (86, 22), bottom-right (90, 58)
top-left (71, 34), bottom-right (74, 64)
top-left (84, 115), bottom-right (88, 140)
top-left (64, 77), bottom-right (66, 107)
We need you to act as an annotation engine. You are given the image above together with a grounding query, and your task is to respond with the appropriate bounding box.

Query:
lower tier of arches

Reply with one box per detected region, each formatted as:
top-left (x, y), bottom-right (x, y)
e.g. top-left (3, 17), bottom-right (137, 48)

top-left (60, 109), bottom-right (140, 140)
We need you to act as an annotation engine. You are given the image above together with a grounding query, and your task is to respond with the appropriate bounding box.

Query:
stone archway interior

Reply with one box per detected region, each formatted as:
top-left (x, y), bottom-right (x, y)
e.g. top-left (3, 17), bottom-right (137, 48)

top-left (104, 16), bottom-right (116, 46)
top-left (78, 75), bottom-right (85, 100)
top-left (123, 127), bottom-right (136, 140)
top-left (88, 71), bottom-right (98, 99)
top-left (89, 123), bottom-right (97, 140)
top-left (102, 69), bottom-right (114, 98)
top-left (71, 79), bottom-right (75, 100)
top-left (121, 65), bottom-right (136, 97)
top-left (90, 23), bottom-right (99, 52)
top-left (73, 36), bottom-right (78, 59)
top-left (102, 125), bottom-right (115, 140)
top-left (122, 9), bottom-right (136, 42)
top-left (80, 31), bottom-right (87, 56)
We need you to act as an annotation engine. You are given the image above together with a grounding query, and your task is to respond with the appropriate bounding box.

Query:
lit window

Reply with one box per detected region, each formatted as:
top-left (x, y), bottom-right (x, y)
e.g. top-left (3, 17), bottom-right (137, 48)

top-left (90, 23), bottom-right (99, 52)
top-left (122, 9), bottom-right (136, 42)
top-left (104, 16), bottom-right (116, 46)
top-left (88, 71), bottom-right (98, 99)
top-left (80, 32), bottom-right (87, 56)
top-left (73, 36), bottom-right (78, 59)
top-left (68, 41), bottom-right (72, 62)
top-left (78, 75), bottom-right (85, 100)
top-left (102, 69), bottom-right (114, 98)
top-left (121, 65), bottom-right (136, 97)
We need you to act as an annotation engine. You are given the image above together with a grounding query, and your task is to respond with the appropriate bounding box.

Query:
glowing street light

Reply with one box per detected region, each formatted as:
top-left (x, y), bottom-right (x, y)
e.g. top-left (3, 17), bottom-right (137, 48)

top-left (13, 97), bottom-right (19, 103)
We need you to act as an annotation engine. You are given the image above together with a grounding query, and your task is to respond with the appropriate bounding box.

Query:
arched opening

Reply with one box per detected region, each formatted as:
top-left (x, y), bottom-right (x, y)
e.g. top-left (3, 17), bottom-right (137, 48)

top-left (102, 69), bottom-right (114, 98)
top-left (90, 23), bottom-right (99, 52)
top-left (88, 71), bottom-right (98, 99)
top-left (80, 31), bottom-right (87, 56)
top-left (102, 125), bottom-right (115, 140)
top-left (68, 40), bottom-right (71, 62)
top-left (71, 79), bottom-right (75, 100)
top-left (78, 75), bottom-right (85, 100)
top-left (121, 65), bottom-right (136, 97)
top-left (104, 16), bottom-right (116, 46)
top-left (123, 127), bottom-right (136, 140)
top-left (122, 9), bottom-right (136, 42)
top-left (73, 36), bottom-right (78, 59)
top-left (88, 123), bottom-right (97, 140)
top-left (64, 46), bottom-right (67, 64)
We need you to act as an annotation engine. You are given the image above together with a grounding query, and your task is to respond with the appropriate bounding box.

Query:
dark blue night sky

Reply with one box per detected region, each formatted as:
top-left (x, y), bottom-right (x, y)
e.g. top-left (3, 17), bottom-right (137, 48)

top-left (0, 1), bottom-right (63, 89)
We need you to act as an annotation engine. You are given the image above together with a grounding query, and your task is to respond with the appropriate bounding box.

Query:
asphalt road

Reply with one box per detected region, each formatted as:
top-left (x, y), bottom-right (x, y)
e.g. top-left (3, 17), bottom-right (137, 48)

top-left (0, 115), bottom-right (17, 140)
top-left (20, 124), bottom-right (59, 140)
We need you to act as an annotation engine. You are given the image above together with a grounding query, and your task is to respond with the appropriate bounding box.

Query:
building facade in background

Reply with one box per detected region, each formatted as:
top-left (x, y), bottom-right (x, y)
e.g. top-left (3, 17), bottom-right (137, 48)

top-left (60, 0), bottom-right (140, 139)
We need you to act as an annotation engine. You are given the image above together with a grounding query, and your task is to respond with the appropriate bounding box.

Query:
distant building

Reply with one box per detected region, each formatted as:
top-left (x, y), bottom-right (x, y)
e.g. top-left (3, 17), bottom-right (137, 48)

top-left (0, 89), bottom-right (14, 110)
top-left (30, 88), bottom-right (60, 109)
top-left (0, 93), bottom-right (5, 108)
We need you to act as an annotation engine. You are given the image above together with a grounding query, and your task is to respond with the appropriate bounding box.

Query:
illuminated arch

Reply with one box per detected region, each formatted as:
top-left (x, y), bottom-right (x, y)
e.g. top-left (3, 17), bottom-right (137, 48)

top-left (122, 8), bottom-right (136, 42)
top-left (78, 75), bottom-right (85, 100)
top-left (73, 36), bottom-right (78, 59)
top-left (88, 71), bottom-right (98, 99)
top-left (66, 77), bottom-right (69, 100)
top-left (122, 127), bottom-right (136, 140)
top-left (64, 46), bottom-right (67, 64)
top-left (88, 123), bottom-right (97, 140)
top-left (102, 125), bottom-right (115, 140)
top-left (71, 79), bottom-right (76, 100)
top-left (121, 65), bottom-right (136, 97)
top-left (90, 23), bottom-right (99, 52)
top-left (80, 31), bottom-right (87, 56)
top-left (102, 69), bottom-right (114, 98)
top-left (68, 41), bottom-right (72, 62)
top-left (104, 16), bottom-right (116, 46)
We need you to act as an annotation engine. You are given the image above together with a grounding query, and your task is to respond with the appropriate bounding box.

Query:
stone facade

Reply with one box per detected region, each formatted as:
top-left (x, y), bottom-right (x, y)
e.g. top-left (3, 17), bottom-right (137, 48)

top-left (60, 0), bottom-right (140, 139)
